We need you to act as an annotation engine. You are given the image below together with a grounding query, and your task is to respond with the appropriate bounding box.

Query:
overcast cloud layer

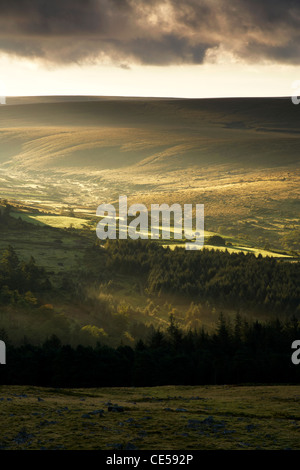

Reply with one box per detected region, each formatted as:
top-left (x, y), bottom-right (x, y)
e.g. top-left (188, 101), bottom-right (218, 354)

top-left (0, 0), bottom-right (299, 66)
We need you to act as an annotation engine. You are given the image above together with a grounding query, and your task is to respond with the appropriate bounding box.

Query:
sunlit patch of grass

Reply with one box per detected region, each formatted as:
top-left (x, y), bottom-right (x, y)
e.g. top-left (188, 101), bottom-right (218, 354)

top-left (10, 211), bottom-right (89, 229)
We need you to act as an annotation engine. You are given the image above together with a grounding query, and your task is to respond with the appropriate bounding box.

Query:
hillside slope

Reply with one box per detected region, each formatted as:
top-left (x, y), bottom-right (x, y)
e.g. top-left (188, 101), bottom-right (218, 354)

top-left (0, 96), bottom-right (299, 251)
top-left (0, 96), bottom-right (299, 171)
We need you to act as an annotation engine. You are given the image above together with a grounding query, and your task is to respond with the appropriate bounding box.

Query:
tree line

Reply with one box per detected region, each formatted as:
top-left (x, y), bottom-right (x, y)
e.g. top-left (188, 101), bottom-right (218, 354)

top-left (103, 240), bottom-right (300, 316)
top-left (1, 314), bottom-right (299, 387)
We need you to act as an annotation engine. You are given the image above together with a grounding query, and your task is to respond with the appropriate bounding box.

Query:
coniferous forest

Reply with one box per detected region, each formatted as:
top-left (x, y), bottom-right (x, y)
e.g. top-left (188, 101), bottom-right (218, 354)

top-left (104, 240), bottom-right (300, 316)
top-left (0, 236), bottom-right (299, 388)
top-left (1, 313), bottom-right (300, 387)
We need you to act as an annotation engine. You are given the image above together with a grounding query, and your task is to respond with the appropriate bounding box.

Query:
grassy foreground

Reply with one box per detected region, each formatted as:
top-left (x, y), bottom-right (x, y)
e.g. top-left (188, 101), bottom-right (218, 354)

top-left (0, 384), bottom-right (299, 450)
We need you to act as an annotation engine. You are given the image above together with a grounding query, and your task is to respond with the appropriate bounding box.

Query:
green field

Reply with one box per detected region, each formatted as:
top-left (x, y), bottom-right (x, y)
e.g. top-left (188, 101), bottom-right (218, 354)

top-left (0, 384), bottom-right (299, 450)
top-left (0, 217), bottom-right (85, 278)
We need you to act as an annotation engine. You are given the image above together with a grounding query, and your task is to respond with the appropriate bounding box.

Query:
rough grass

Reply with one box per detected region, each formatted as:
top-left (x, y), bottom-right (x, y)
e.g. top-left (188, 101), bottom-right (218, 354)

top-left (0, 384), bottom-right (299, 450)
top-left (0, 223), bottom-right (85, 281)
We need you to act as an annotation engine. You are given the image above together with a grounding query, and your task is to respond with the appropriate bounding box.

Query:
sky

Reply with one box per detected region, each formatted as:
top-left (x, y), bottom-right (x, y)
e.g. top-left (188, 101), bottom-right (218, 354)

top-left (0, 0), bottom-right (300, 99)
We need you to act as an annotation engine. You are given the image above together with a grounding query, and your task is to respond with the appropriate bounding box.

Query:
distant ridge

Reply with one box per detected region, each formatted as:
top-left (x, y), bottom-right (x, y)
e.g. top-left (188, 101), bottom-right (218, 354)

top-left (0, 95), bottom-right (299, 172)
top-left (3, 95), bottom-right (293, 106)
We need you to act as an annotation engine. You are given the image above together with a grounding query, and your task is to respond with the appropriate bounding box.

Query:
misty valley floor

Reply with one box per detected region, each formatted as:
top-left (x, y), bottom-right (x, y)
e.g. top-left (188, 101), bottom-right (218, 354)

top-left (0, 384), bottom-right (300, 450)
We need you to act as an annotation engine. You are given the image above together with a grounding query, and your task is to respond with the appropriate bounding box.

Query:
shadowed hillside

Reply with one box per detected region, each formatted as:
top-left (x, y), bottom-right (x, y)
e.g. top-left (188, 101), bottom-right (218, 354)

top-left (0, 96), bottom-right (299, 171)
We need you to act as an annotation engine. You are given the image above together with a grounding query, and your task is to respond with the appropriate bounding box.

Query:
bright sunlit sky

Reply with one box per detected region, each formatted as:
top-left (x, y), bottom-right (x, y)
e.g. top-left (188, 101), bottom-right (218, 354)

top-left (1, 55), bottom-right (300, 99)
top-left (0, 0), bottom-right (300, 99)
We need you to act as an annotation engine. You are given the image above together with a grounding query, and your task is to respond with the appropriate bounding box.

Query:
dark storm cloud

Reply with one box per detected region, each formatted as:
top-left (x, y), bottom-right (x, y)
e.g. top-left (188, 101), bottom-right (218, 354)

top-left (0, 0), bottom-right (299, 65)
